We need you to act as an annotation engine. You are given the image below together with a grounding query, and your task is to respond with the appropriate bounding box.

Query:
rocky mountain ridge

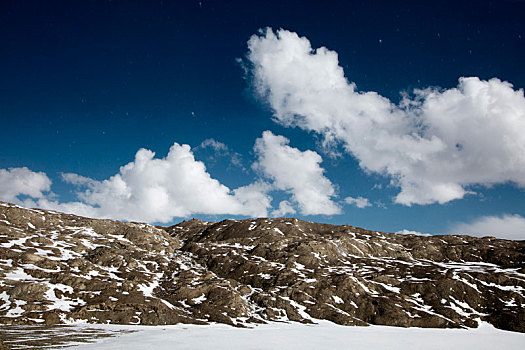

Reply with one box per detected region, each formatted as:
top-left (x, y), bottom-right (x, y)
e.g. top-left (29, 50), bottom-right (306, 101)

top-left (0, 201), bottom-right (524, 332)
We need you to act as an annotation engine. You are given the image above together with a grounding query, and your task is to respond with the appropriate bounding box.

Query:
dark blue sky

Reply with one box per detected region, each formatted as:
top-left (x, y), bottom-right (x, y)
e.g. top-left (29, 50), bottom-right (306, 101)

top-left (1, 0), bottom-right (524, 236)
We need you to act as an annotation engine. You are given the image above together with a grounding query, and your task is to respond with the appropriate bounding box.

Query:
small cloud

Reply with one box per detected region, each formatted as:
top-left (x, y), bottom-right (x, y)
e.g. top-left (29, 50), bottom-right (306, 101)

top-left (374, 200), bottom-right (387, 209)
top-left (450, 214), bottom-right (525, 240)
top-left (230, 153), bottom-right (244, 169)
top-left (271, 200), bottom-right (296, 217)
top-left (395, 229), bottom-right (431, 237)
top-left (0, 167), bottom-right (51, 205)
top-left (196, 138), bottom-right (245, 170)
top-left (345, 196), bottom-right (372, 209)
top-left (61, 173), bottom-right (96, 186)
top-left (199, 138), bottom-right (229, 152)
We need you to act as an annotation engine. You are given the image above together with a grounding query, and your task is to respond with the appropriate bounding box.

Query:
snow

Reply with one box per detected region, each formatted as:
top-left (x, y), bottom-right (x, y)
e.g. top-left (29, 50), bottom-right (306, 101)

top-left (0, 236), bottom-right (34, 249)
top-left (273, 227), bottom-right (284, 235)
top-left (478, 280), bottom-right (525, 294)
top-left (0, 291), bottom-right (11, 311)
top-left (4, 267), bottom-right (41, 281)
top-left (107, 233), bottom-right (133, 244)
top-left (160, 299), bottom-right (177, 310)
top-left (332, 296), bottom-right (344, 304)
top-left (293, 262), bottom-right (305, 270)
top-left (192, 294), bottom-right (207, 304)
top-left (212, 242), bottom-right (256, 250)
top-left (5, 299), bottom-right (26, 317)
top-left (370, 280), bottom-right (401, 293)
top-left (279, 297), bottom-right (312, 321)
top-left (62, 321), bottom-right (525, 350)
top-left (44, 282), bottom-right (85, 312)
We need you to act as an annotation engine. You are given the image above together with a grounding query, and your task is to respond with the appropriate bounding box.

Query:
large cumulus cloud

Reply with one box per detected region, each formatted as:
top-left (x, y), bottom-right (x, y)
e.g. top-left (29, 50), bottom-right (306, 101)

top-left (0, 133), bottom-right (341, 222)
top-left (0, 143), bottom-right (272, 223)
top-left (247, 28), bottom-right (525, 206)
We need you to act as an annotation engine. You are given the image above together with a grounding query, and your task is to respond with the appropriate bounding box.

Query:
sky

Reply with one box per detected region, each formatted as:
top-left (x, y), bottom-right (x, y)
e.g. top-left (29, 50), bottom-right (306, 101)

top-left (1, 0), bottom-right (524, 239)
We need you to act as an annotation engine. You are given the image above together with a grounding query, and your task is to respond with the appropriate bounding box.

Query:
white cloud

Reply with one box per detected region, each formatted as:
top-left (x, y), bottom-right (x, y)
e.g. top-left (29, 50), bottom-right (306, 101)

top-left (450, 214), bottom-right (525, 240)
top-left (197, 138), bottom-right (245, 169)
top-left (253, 130), bottom-right (341, 216)
top-left (1, 135), bottom-right (343, 222)
top-left (38, 198), bottom-right (99, 218)
top-left (1, 143), bottom-right (272, 223)
top-left (271, 200), bottom-right (296, 217)
top-left (60, 143), bottom-right (271, 222)
top-left (395, 229), bottom-right (432, 237)
top-left (247, 28), bottom-right (525, 206)
top-left (345, 196), bottom-right (371, 209)
top-left (0, 167), bottom-right (51, 206)
top-left (199, 138), bottom-right (229, 152)
top-left (61, 173), bottom-right (97, 186)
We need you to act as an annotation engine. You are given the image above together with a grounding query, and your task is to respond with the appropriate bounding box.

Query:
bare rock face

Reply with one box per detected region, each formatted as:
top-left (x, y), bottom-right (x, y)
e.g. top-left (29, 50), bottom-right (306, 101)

top-left (0, 202), bottom-right (524, 332)
top-left (169, 218), bottom-right (525, 332)
top-left (0, 201), bottom-right (187, 326)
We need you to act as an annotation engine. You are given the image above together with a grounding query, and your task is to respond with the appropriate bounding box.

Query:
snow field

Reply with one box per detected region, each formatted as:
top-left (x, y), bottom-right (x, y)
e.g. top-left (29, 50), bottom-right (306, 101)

top-left (64, 321), bottom-right (525, 350)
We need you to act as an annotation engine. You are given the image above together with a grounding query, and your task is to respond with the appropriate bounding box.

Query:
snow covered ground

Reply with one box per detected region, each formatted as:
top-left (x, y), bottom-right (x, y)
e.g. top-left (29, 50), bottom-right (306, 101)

top-left (63, 321), bottom-right (525, 350)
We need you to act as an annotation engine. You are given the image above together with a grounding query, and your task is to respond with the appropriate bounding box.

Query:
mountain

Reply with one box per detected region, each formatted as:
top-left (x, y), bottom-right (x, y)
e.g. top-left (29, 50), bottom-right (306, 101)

top-left (0, 201), bottom-right (523, 332)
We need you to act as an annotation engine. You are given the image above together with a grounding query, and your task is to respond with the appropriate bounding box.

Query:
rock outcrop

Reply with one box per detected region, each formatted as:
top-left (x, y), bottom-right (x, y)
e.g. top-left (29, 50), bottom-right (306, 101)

top-left (0, 201), bottom-right (524, 332)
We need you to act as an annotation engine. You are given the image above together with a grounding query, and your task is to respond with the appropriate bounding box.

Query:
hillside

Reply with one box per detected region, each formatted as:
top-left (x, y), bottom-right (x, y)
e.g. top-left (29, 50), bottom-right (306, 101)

top-left (0, 201), bottom-right (523, 332)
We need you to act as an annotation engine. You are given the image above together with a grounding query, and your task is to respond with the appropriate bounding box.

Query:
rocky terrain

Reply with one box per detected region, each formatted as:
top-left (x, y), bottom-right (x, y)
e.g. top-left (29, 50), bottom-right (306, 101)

top-left (0, 200), bottom-right (524, 335)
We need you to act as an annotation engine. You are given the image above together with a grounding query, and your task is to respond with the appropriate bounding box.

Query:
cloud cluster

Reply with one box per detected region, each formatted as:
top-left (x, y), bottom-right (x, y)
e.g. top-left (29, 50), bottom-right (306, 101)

top-left (0, 143), bottom-right (272, 223)
top-left (345, 196), bottom-right (371, 209)
top-left (0, 167), bottom-right (51, 207)
top-left (450, 214), bottom-right (525, 240)
top-left (395, 229), bottom-right (431, 237)
top-left (253, 131), bottom-right (341, 216)
top-left (247, 28), bottom-right (525, 206)
top-left (0, 132), bottom-right (341, 222)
